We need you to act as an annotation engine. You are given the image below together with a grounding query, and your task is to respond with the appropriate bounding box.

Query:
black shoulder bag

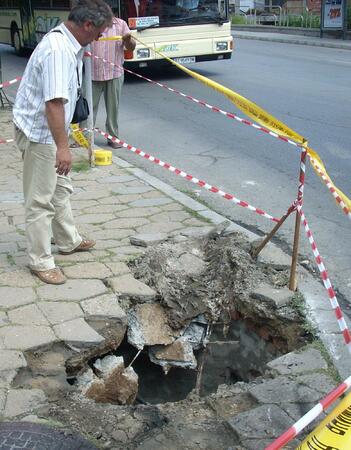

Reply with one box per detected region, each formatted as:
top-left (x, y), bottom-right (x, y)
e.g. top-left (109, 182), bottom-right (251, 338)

top-left (71, 67), bottom-right (90, 124)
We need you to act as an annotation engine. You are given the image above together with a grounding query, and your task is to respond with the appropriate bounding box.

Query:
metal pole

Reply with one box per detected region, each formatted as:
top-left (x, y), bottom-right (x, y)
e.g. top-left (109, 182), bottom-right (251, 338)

top-left (83, 45), bottom-right (94, 162)
top-left (289, 148), bottom-right (307, 291)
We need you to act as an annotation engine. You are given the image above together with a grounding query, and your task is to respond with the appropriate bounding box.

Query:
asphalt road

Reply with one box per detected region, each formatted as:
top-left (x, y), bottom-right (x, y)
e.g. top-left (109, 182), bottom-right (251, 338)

top-left (1, 39), bottom-right (351, 303)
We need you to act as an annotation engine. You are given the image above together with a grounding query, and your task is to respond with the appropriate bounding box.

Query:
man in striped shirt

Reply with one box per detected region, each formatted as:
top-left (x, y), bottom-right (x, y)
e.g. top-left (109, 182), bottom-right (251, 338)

top-left (89, 12), bottom-right (136, 149)
top-left (13, 0), bottom-right (113, 285)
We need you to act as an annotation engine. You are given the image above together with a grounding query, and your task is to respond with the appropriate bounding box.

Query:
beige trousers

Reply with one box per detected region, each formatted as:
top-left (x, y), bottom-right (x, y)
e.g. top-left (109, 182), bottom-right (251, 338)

top-left (15, 127), bottom-right (81, 271)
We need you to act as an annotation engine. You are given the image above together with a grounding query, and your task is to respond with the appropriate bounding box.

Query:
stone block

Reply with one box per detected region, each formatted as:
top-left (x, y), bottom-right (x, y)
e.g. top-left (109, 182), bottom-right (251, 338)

top-left (227, 404), bottom-right (292, 440)
top-left (250, 284), bottom-right (295, 309)
top-left (130, 233), bottom-right (168, 247)
top-left (249, 377), bottom-right (323, 405)
top-left (0, 269), bottom-right (36, 287)
top-left (62, 262), bottom-right (112, 279)
top-left (80, 294), bottom-right (127, 323)
top-left (129, 198), bottom-right (173, 207)
top-left (104, 217), bottom-right (149, 229)
top-left (4, 389), bottom-right (47, 418)
top-left (38, 302), bottom-right (83, 325)
top-left (0, 312), bottom-right (8, 327)
top-left (0, 287), bottom-right (36, 309)
top-left (8, 304), bottom-right (49, 326)
top-left (267, 347), bottom-right (328, 375)
top-left (136, 222), bottom-right (183, 234)
top-left (112, 186), bottom-right (153, 194)
top-left (0, 325), bottom-right (57, 351)
top-left (37, 279), bottom-right (107, 301)
top-left (105, 262), bottom-right (131, 276)
top-left (108, 274), bottom-right (156, 301)
top-left (116, 207), bottom-right (161, 218)
top-left (53, 318), bottom-right (105, 347)
top-left (128, 303), bottom-right (177, 349)
top-left (0, 350), bottom-right (27, 370)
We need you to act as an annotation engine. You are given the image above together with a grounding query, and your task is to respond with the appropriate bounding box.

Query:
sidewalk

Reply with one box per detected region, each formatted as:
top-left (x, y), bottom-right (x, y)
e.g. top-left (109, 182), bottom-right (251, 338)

top-left (0, 107), bottom-right (350, 447)
top-left (231, 28), bottom-right (351, 50)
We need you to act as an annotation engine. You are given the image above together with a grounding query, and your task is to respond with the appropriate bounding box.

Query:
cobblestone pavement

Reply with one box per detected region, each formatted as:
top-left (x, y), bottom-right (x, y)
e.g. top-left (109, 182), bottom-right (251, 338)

top-left (0, 108), bottom-right (217, 420)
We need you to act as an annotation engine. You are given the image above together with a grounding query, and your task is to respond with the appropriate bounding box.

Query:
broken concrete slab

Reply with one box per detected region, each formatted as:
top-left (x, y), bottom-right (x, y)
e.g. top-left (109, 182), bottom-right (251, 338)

top-left (81, 355), bottom-right (138, 405)
top-left (128, 303), bottom-right (177, 349)
top-left (108, 274), bottom-right (157, 301)
top-left (53, 318), bottom-right (105, 348)
top-left (80, 294), bottom-right (127, 323)
top-left (130, 233), bottom-right (168, 247)
top-left (149, 338), bottom-right (197, 371)
top-left (250, 284), bottom-right (295, 309)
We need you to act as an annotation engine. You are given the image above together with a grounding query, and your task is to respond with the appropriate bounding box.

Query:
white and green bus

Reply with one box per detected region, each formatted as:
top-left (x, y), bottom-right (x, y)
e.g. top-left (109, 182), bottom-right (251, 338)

top-left (0, 0), bottom-right (233, 67)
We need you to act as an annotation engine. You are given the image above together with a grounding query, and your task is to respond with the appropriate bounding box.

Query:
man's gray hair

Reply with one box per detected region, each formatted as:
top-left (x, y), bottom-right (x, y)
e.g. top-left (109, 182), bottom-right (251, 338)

top-left (69, 0), bottom-right (113, 27)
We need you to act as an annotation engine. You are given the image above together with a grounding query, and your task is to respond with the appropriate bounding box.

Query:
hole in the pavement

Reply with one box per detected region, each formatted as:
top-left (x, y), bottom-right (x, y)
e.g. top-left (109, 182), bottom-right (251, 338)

top-left (14, 231), bottom-right (312, 413)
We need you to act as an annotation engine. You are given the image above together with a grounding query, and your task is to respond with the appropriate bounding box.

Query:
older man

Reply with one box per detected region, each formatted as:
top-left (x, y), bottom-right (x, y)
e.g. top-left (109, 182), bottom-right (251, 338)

top-left (13, 0), bottom-right (113, 285)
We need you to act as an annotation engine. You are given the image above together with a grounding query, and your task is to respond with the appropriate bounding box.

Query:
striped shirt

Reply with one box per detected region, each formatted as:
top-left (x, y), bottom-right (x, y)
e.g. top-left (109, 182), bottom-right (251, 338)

top-left (13, 23), bottom-right (83, 144)
top-left (91, 17), bottom-right (130, 81)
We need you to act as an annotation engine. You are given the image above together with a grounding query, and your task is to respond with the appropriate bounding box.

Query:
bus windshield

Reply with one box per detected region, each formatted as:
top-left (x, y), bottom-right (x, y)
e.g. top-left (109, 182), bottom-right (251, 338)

top-left (120, 0), bottom-right (228, 27)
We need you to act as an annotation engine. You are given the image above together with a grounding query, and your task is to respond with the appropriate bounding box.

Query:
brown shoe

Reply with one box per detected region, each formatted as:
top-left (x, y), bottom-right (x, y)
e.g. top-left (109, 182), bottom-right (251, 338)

top-left (107, 139), bottom-right (123, 149)
top-left (59, 238), bottom-right (96, 255)
top-left (31, 267), bottom-right (66, 285)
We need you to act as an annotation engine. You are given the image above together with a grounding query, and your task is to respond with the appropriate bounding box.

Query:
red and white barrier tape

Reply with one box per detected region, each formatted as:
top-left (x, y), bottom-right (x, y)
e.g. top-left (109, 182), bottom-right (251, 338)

top-left (0, 76), bottom-right (22, 89)
top-left (298, 206), bottom-right (351, 350)
top-left (0, 138), bottom-right (14, 144)
top-left (125, 66), bottom-right (306, 151)
top-left (94, 127), bottom-right (281, 223)
top-left (265, 375), bottom-right (351, 450)
top-left (309, 156), bottom-right (351, 220)
top-left (84, 52), bottom-right (303, 153)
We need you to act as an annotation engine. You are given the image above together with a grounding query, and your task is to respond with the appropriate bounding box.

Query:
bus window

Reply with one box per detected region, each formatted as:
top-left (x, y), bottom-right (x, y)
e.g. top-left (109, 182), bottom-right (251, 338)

top-left (32, 0), bottom-right (51, 7)
top-left (53, 0), bottom-right (71, 7)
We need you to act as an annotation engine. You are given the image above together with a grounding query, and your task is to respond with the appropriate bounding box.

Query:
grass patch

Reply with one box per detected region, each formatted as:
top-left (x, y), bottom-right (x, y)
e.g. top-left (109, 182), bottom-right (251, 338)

top-left (6, 254), bottom-right (15, 266)
top-left (291, 291), bottom-right (317, 338)
top-left (231, 15), bottom-right (246, 25)
top-left (72, 160), bottom-right (90, 173)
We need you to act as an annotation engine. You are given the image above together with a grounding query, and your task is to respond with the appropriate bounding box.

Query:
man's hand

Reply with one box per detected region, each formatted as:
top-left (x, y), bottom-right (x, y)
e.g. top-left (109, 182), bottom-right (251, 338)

top-left (122, 33), bottom-right (136, 51)
top-left (55, 146), bottom-right (72, 176)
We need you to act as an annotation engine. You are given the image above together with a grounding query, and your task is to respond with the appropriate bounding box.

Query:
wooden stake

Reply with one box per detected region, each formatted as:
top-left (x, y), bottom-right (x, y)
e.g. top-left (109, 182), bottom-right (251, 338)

top-left (289, 149), bottom-right (307, 291)
top-left (251, 205), bottom-right (295, 259)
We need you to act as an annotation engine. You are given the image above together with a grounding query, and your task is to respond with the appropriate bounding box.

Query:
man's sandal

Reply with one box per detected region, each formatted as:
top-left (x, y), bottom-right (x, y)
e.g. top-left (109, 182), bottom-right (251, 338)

top-left (59, 238), bottom-right (96, 255)
top-left (31, 268), bottom-right (66, 285)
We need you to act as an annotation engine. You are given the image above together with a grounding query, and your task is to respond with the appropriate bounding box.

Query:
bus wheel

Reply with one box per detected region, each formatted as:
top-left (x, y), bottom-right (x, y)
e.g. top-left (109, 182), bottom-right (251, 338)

top-left (11, 28), bottom-right (22, 55)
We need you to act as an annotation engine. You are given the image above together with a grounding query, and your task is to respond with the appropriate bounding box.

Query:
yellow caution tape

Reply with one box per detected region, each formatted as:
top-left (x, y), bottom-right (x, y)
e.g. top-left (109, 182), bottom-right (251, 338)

top-left (98, 36), bottom-right (122, 41)
top-left (95, 36), bottom-right (351, 213)
top-left (70, 124), bottom-right (89, 149)
top-left (297, 392), bottom-right (351, 450)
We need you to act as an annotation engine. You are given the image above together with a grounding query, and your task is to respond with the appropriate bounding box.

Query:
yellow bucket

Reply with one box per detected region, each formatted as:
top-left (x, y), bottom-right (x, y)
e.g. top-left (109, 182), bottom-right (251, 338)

top-left (93, 149), bottom-right (112, 166)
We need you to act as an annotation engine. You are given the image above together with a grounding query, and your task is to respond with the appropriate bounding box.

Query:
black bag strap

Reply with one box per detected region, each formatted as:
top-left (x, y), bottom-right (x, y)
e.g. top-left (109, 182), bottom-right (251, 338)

top-left (52, 29), bottom-right (81, 90)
